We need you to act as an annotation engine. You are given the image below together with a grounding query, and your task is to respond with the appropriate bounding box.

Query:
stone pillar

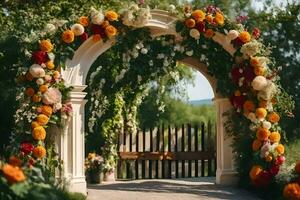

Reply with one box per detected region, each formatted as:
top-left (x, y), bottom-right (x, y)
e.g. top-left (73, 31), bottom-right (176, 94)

top-left (214, 97), bottom-right (239, 185)
top-left (56, 85), bottom-right (87, 194)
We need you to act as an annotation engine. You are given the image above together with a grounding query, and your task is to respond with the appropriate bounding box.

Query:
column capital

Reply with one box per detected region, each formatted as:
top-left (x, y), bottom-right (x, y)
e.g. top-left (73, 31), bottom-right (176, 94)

top-left (70, 85), bottom-right (87, 103)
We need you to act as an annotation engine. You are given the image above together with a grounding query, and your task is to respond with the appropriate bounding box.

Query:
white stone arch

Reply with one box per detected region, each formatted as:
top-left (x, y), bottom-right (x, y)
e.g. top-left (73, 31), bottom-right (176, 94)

top-left (59, 10), bottom-right (238, 194)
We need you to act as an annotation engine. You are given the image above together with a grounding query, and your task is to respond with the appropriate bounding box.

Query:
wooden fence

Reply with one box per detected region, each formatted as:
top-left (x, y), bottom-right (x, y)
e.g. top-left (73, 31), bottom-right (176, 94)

top-left (117, 122), bottom-right (216, 179)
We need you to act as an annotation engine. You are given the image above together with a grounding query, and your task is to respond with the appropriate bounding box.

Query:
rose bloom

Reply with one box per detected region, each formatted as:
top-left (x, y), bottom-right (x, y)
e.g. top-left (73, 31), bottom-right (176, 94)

top-left (105, 10), bottom-right (118, 21)
top-left (20, 142), bottom-right (34, 155)
top-left (29, 64), bottom-right (45, 78)
top-left (239, 31), bottom-right (251, 43)
top-left (283, 183), bottom-right (300, 200)
top-left (204, 29), bottom-right (214, 38)
top-left (32, 126), bottom-right (46, 140)
top-left (32, 51), bottom-right (48, 65)
top-left (227, 30), bottom-right (239, 40)
top-left (43, 87), bottom-right (62, 105)
top-left (192, 10), bottom-right (205, 22)
top-left (39, 39), bottom-right (53, 52)
top-left (2, 164), bottom-right (26, 184)
top-left (105, 25), bottom-right (117, 38)
top-left (33, 146), bottom-right (46, 159)
top-left (214, 12), bottom-right (224, 26)
top-left (71, 23), bottom-right (85, 36)
top-left (185, 18), bottom-right (196, 28)
top-left (62, 30), bottom-right (75, 43)
top-left (189, 28), bottom-right (200, 39)
top-left (79, 16), bottom-right (89, 27)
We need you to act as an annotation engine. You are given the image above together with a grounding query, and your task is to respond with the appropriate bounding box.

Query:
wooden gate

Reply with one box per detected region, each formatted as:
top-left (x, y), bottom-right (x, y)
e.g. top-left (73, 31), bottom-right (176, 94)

top-left (117, 122), bottom-right (216, 179)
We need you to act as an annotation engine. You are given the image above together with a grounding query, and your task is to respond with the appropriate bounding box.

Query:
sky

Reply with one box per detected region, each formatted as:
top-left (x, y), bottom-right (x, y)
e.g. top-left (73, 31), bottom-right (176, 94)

top-left (185, 0), bottom-right (288, 101)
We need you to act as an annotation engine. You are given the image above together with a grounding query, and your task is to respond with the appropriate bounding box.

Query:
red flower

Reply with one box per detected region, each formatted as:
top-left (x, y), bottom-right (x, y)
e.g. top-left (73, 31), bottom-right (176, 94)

top-left (252, 28), bottom-right (260, 39)
top-left (276, 155), bottom-right (286, 165)
top-left (232, 37), bottom-right (244, 48)
top-left (230, 95), bottom-right (246, 108)
top-left (269, 165), bottom-right (280, 176)
top-left (196, 22), bottom-right (206, 33)
top-left (20, 142), bottom-right (34, 155)
top-left (28, 158), bottom-right (35, 167)
top-left (80, 32), bottom-right (89, 42)
top-left (254, 170), bottom-right (272, 187)
top-left (91, 24), bottom-right (106, 38)
top-left (243, 67), bottom-right (255, 82)
top-left (32, 51), bottom-right (48, 65)
top-left (231, 67), bottom-right (243, 83)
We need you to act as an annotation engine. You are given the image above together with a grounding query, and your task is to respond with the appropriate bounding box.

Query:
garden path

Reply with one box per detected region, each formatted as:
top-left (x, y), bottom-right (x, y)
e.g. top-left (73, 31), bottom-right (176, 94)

top-left (87, 178), bottom-right (261, 200)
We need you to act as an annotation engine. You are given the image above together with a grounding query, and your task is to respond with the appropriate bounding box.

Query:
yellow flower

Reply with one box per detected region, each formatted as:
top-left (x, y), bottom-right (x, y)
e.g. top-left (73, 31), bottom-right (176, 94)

top-left (265, 155), bottom-right (273, 162)
top-left (256, 127), bottom-right (270, 141)
top-left (62, 30), bottom-right (75, 44)
top-left (79, 16), bottom-right (89, 27)
top-left (185, 18), bottom-right (196, 28)
top-left (88, 153), bottom-right (96, 160)
top-left (192, 10), bottom-right (206, 22)
top-left (32, 126), bottom-right (46, 140)
top-left (269, 131), bottom-right (281, 143)
top-left (46, 60), bottom-right (55, 70)
top-left (105, 11), bottom-right (118, 21)
top-left (41, 105), bottom-right (53, 116)
top-left (204, 29), bottom-right (214, 38)
top-left (283, 183), bottom-right (300, 200)
top-left (267, 112), bottom-right (280, 123)
top-left (39, 39), bottom-right (53, 52)
top-left (252, 139), bottom-right (262, 151)
top-left (254, 66), bottom-right (265, 76)
top-left (255, 108), bottom-right (267, 119)
top-left (105, 25), bottom-right (117, 38)
top-left (31, 121), bottom-right (40, 129)
top-left (37, 114), bottom-right (49, 126)
top-left (239, 31), bottom-right (251, 43)
top-left (33, 146), bottom-right (46, 159)
top-left (276, 144), bottom-right (285, 154)
top-left (214, 12), bottom-right (224, 26)
top-left (101, 20), bottom-right (110, 28)
top-left (39, 85), bottom-right (48, 93)
top-left (250, 57), bottom-right (260, 67)
top-left (32, 94), bottom-right (41, 103)
top-left (2, 164), bottom-right (26, 184)
top-left (249, 165), bottom-right (263, 180)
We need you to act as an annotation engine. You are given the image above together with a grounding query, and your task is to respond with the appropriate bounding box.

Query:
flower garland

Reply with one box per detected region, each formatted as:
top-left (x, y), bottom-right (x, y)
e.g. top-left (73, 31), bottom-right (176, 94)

top-left (3, 2), bottom-right (296, 199)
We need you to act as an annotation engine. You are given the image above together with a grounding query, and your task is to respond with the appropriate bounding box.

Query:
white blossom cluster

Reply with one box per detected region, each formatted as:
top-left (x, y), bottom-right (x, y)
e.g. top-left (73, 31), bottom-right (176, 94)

top-left (121, 3), bottom-right (152, 28)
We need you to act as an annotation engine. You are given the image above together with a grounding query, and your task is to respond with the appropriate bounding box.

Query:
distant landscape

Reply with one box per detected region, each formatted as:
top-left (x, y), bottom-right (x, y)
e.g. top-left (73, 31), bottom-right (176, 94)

top-left (188, 99), bottom-right (213, 105)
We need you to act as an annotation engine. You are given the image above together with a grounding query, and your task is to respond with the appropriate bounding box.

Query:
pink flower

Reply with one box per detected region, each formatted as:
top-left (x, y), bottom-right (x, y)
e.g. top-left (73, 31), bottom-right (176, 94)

top-left (62, 102), bottom-right (73, 116)
top-left (29, 64), bottom-right (45, 78)
top-left (252, 28), bottom-right (260, 39)
top-left (80, 32), bottom-right (89, 42)
top-left (42, 88), bottom-right (62, 105)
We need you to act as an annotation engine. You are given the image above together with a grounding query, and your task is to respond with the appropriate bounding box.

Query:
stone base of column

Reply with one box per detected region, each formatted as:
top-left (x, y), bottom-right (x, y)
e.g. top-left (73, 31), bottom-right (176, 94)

top-left (68, 176), bottom-right (87, 195)
top-left (216, 169), bottom-right (239, 185)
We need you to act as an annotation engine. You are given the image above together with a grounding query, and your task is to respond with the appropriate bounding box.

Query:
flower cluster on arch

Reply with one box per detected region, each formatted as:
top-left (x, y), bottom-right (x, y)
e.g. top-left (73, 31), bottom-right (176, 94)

top-left (5, 3), bottom-right (298, 198)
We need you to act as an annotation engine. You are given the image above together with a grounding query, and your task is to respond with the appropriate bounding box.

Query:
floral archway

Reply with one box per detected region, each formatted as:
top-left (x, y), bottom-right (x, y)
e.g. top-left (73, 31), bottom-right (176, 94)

top-left (4, 2), bottom-right (299, 199)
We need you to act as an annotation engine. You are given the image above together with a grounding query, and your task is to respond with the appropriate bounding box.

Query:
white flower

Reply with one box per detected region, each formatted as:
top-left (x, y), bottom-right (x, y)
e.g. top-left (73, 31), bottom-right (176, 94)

top-left (169, 5), bottom-right (176, 11)
top-left (252, 76), bottom-right (268, 91)
top-left (262, 121), bottom-right (272, 130)
top-left (240, 40), bottom-right (263, 58)
top-left (163, 59), bottom-right (169, 66)
top-left (48, 52), bottom-right (55, 61)
top-left (141, 48), bottom-right (148, 54)
top-left (121, 4), bottom-right (151, 27)
top-left (189, 29), bottom-right (200, 40)
top-left (53, 102), bottom-right (62, 113)
top-left (149, 60), bottom-right (153, 66)
top-left (260, 141), bottom-right (271, 158)
top-left (247, 112), bottom-right (257, 123)
top-left (43, 88), bottom-right (62, 105)
top-left (71, 23), bottom-right (85, 36)
top-left (258, 81), bottom-right (277, 100)
top-left (44, 23), bottom-right (56, 35)
top-left (186, 50), bottom-right (193, 56)
top-left (157, 53), bottom-right (165, 59)
top-left (29, 64), bottom-right (45, 78)
top-left (227, 30), bottom-right (239, 41)
top-left (91, 8), bottom-right (104, 25)
top-left (36, 78), bottom-right (44, 85)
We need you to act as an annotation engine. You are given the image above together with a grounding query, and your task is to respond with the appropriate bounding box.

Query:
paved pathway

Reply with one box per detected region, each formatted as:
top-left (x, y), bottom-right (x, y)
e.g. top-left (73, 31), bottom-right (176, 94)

top-left (87, 178), bottom-right (260, 200)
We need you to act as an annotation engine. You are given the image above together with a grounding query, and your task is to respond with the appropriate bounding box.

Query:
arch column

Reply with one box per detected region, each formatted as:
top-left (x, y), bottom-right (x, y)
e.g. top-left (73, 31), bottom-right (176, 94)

top-left (56, 85), bottom-right (87, 194)
top-left (214, 97), bottom-right (239, 185)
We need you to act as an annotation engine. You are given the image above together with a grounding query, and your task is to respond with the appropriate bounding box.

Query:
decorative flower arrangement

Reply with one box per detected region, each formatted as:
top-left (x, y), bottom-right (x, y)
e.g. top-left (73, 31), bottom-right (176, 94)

top-left (282, 162), bottom-right (300, 199)
top-left (85, 153), bottom-right (104, 173)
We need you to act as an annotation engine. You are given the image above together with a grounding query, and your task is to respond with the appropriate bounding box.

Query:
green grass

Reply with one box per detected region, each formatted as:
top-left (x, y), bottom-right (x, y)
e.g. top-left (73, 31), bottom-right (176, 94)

top-left (285, 139), bottom-right (300, 165)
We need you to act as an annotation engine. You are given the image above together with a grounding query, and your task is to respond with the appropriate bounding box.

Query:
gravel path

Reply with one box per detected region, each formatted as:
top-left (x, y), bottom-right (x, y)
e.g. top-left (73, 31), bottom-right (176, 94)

top-left (87, 178), bottom-right (261, 200)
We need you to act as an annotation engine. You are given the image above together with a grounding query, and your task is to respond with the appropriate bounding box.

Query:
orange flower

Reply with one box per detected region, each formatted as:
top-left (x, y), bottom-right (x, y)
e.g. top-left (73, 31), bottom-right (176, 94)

top-left (214, 12), bottom-right (224, 26)
top-left (62, 30), bottom-right (75, 44)
top-left (32, 94), bottom-right (41, 103)
top-left (79, 16), bottom-right (89, 27)
top-left (254, 66), bottom-right (265, 76)
top-left (185, 18), bottom-right (196, 28)
top-left (53, 71), bottom-right (60, 79)
top-left (33, 146), bottom-right (46, 159)
top-left (265, 155), bottom-right (273, 162)
top-left (25, 88), bottom-right (35, 97)
top-left (276, 144), bottom-right (285, 154)
top-left (46, 60), bottom-right (55, 70)
top-left (267, 112), bottom-right (280, 123)
top-left (26, 72), bottom-right (34, 81)
top-left (256, 127), bottom-right (270, 141)
top-left (205, 14), bottom-right (214, 24)
top-left (269, 131), bottom-right (281, 143)
top-left (234, 90), bottom-right (241, 96)
top-left (37, 114), bottom-right (49, 126)
top-left (2, 164), bottom-right (26, 184)
top-left (32, 126), bottom-right (46, 140)
top-left (239, 31), bottom-right (251, 43)
top-left (105, 25), bottom-right (117, 38)
top-left (41, 105), bottom-right (53, 116)
top-left (295, 161), bottom-right (300, 174)
top-left (204, 29), bottom-right (214, 38)
top-left (255, 108), bottom-right (267, 119)
top-left (249, 165), bottom-right (263, 180)
top-left (192, 10), bottom-right (206, 22)
top-left (250, 57), bottom-right (260, 67)
top-left (39, 39), bottom-right (53, 52)
top-left (283, 183), bottom-right (300, 200)
top-left (93, 34), bottom-right (102, 42)
top-left (101, 20), bottom-right (110, 28)
top-left (252, 139), bottom-right (262, 151)
top-left (39, 85), bottom-right (48, 93)
top-left (31, 121), bottom-right (40, 129)
top-left (105, 10), bottom-right (118, 21)
top-left (8, 156), bottom-right (22, 167)
top-left (243, 100), bottom-right (255, 112)
top-left (259, 100), bottom-right (268, 108)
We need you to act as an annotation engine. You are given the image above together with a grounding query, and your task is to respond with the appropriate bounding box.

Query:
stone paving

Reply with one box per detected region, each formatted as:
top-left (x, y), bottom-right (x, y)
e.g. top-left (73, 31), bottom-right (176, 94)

top-left (87, 178), bottom-right (261, 200)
